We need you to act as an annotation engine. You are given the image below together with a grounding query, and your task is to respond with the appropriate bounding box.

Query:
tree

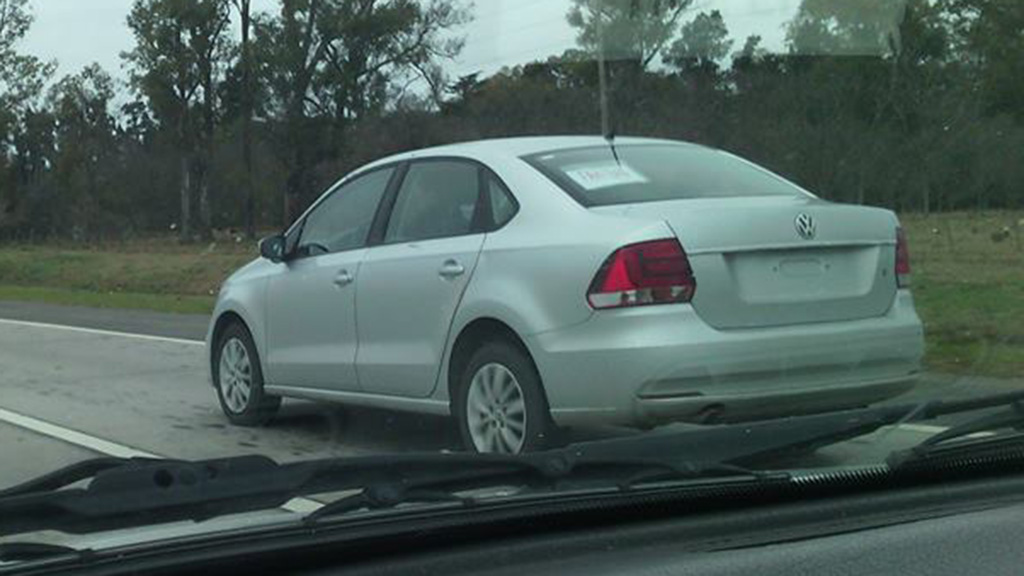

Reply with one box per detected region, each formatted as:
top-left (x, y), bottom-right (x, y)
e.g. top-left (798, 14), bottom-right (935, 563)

top-left (0, 0), bottom-right (53, 112)
top-left (444, 72), bottom-right (484, 111)
top-left (786, 0), bottom-right (907, 56)
top-left (46, 65), bottom-right (119, 236)
top-left (0, 0), bottom-right (54, 234)
top-left (567, 0), bottom-right (693, 69)
top-left (231, 0), bottom-right (256, 239)
top-left (316, 0), bottom-right (469, 123)
top-left (567, 0), bottom-right (692, 135)
top-left (256, 0), bottom-right (329, 224)
top-left (193, 1), bottom-right (233, 240)
top-left (665, 10), bottom-right (733, 76)
top-left (940, 0), bottom-right (1024, 120)
top-left (123, 0), bottom-right (232, 241)
top-left (258, 0), bottom-right (469, 223)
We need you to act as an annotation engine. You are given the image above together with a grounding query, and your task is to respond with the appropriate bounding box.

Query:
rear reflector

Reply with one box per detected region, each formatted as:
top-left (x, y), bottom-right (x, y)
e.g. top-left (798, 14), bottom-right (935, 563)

top-left (896, 227), bottom-right (911, 288)
top-left (588, 239), bottom-right (697, 309)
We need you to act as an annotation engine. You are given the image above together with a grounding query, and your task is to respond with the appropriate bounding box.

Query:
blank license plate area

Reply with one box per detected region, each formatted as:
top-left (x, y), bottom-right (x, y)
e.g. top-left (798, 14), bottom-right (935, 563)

top-left (727, 246), bottom-right (878, 304)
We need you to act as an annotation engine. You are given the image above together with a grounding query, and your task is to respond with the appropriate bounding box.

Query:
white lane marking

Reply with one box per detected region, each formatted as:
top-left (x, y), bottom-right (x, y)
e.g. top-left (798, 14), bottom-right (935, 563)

top-left (0, 407), bottom-right (161, 459)
top-left (0, 318), bottom-right (319, 512)
top-left (0, 317), bottom-right (204, 346)
top-left (0, 406), bottom-right (320, 514)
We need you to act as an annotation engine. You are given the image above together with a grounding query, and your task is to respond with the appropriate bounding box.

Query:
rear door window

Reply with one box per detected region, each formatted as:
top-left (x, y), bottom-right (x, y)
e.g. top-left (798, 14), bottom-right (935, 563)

top-left (384, 160), bottom-right (483, 243)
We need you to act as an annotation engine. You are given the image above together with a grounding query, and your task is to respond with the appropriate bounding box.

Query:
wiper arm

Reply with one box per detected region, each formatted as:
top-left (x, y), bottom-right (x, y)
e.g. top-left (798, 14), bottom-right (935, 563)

top-left (887, 398), bottom-right (1024, 469)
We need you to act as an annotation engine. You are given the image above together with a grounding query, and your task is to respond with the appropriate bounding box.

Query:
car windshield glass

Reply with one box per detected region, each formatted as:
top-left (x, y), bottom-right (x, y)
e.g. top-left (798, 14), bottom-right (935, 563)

top-left (524, 144), bottom-right (803, 206)
top-left (0, 0), bottom-right (1021, 558)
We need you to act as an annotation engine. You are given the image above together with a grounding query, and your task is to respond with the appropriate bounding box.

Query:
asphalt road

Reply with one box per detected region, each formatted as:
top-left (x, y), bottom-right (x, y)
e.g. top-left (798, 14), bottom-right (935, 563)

top-left (0, 300), bottom-right (1020, 491)
top-left (0, 302), bottom-right (467, 490)
top-left (0, 301), bottom-right (211, 341)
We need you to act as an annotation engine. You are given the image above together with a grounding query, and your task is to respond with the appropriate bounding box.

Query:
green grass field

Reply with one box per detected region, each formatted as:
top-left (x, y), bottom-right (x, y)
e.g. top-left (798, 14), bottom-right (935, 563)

top-left (0, 214), bottom-right (1021, 377)
top-left (0, 234), bottom-right (254, 314)
top-left (900, 212), bottom-right (1024, 378)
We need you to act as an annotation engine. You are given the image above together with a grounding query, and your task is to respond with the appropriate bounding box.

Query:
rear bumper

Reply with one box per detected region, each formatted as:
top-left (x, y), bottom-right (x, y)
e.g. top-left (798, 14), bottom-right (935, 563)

top-left (526, 291), bottom-right (924, 428)
top-left (634, 374), bottom-right (916, 425)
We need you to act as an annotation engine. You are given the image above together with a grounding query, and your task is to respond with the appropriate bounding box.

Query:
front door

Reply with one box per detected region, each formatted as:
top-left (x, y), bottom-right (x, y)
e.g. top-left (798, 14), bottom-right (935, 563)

top-left (356, 159), bottom-right (486, 398)
top-left (265, 166), bottom-right (395, 390)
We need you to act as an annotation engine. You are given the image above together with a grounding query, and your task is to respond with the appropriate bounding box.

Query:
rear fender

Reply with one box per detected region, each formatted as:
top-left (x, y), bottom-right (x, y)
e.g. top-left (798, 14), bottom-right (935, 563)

top-left (431, 302), bottom-right (536, 404)
top-left (430, 219), bottom-right (674, 402)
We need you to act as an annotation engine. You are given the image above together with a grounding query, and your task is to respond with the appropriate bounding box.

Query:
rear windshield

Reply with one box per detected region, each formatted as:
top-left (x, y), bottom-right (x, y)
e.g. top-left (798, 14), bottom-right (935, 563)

top-left (524, 144), bottom-right (804, 207)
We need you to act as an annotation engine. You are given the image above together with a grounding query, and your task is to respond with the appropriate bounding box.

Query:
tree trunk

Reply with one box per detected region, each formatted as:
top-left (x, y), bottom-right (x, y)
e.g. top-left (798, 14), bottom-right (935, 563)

top-left (243, 121), bottom-right (255, 236)
top-left (240, 0), bottom-right (255, 239)
top-left (177, 109), bottom-right (192, 241)
top-left (197, 39), bottom-right (217, 242)
top-left (198, 159), bottom-right (212, 241)
top-left (180, 153), bottom-right (191, 242)
top-left (284, 105), bottom-right (307, 228)
top-left (285, 150), bottom-right (306, 227)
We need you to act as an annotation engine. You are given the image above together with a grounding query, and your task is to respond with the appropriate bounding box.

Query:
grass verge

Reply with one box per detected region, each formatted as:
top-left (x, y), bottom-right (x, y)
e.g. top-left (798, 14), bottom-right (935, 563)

top-left (0, 285), bottom-right (215, 315)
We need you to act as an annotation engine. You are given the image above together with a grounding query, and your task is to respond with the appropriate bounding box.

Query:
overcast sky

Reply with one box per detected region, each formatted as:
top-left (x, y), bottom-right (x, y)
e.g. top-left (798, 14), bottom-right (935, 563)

top-left (21, 0), bottom-right (799, 91)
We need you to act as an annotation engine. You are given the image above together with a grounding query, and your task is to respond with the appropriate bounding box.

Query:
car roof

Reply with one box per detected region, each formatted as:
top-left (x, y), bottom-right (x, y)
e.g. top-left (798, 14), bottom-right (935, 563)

top-left (365, 136), bottom-right (699, 167)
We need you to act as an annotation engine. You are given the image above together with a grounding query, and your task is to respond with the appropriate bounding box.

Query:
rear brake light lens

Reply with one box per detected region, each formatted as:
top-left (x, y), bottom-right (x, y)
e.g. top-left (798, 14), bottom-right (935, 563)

top-left (896, 227), bottom-right (911, 288)
top-left (587, 239), bottom-right (697, 309)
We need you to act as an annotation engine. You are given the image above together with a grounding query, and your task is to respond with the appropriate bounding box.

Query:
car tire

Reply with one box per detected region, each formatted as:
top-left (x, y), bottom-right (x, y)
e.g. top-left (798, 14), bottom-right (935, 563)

top-left (455, 340), bottom-right (553, 454)
top-left (213, 322), bottom-right (281, 426)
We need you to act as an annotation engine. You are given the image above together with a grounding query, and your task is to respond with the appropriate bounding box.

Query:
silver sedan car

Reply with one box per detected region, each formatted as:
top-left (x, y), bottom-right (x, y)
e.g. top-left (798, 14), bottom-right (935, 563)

top-left (207, 136), bottom-right (924, 454)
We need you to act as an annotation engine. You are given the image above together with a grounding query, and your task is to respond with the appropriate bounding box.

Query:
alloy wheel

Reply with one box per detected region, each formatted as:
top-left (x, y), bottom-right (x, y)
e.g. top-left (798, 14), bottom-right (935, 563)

top-left (219, 337), bottom-right (253, 414)
top-left (466, 363), bottom-right (527, 454)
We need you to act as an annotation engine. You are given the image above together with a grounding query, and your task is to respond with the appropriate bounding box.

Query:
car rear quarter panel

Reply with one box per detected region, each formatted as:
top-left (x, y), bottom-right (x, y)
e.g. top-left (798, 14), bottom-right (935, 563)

top-left (432, 151), bottom-right (676, 401)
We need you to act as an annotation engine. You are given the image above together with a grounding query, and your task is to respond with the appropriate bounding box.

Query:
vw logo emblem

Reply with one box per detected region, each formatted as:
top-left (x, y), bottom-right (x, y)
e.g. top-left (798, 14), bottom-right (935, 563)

top-left (795, 214), bottom-right (816, 240)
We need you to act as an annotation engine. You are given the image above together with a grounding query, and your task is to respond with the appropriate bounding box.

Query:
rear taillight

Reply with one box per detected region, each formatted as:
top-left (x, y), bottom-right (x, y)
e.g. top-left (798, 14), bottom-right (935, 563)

top-left (587, 239), bottom-right (697, 309)
top-left (896, 227), bottom-right (911, 288)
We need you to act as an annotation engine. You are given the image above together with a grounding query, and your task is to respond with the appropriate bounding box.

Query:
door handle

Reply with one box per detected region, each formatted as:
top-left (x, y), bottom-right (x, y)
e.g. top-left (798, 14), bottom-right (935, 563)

top-left (333, 269), bottom-right (354, 287)
top-left (439, 260), bottom-right (465, 279)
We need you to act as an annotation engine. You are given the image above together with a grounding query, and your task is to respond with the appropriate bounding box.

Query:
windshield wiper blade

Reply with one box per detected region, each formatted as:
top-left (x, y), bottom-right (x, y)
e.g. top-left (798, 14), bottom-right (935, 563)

top-left (887, 399), bottom-right (1024, 469)
top-left (301, 458), bottom-right (773, 525)
top-left (0, 453), bottom-right (561, 537)
top-left (0, 457), bottom-right (167, 499)
top-left (0, 542), bottom-right (89, 563)
top-left (7, 390), bottom-right (1024, 537)
top-left (0, 449), bottom-right (780, 536)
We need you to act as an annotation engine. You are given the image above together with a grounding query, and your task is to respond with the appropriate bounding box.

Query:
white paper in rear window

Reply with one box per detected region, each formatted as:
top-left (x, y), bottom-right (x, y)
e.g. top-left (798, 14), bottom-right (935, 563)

top-left (564, 162), bottom-right (648, 191)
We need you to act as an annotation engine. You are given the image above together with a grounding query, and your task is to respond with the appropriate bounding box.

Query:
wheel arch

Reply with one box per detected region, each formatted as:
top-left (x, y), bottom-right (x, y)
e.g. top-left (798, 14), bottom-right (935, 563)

top-left (446, 317), bottom-right (548, 411)
top-left (209, 309), bottom-right (256, 387)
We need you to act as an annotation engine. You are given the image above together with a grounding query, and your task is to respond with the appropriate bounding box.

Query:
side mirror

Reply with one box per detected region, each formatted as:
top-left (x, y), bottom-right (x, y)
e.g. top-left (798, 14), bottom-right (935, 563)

top-left (259, 234), bottom-right (287, 263)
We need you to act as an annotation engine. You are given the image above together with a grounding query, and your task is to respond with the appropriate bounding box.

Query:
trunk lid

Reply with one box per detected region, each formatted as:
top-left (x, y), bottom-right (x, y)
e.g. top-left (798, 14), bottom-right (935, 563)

top-left (593, 196), bottom-right (900, 329)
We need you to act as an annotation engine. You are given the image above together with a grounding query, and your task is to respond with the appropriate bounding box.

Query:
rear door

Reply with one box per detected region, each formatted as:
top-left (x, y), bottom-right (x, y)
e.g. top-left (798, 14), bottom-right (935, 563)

top-left (265, 167), bottom-right (395, 390)
top-left (355, 159), bottom-right (487, 398)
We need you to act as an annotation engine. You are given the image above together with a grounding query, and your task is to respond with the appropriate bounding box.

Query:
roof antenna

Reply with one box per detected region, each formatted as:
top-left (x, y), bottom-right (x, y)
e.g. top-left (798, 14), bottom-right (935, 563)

top-left (606, 129), bottom-right (621, 166)
top-left (595, 1), bottom-right (619, 166)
